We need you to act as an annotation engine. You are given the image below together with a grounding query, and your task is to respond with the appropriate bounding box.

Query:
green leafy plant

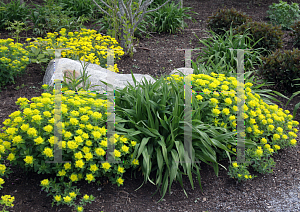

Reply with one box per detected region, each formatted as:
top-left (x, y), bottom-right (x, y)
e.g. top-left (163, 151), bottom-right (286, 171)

top-left (100, 0), bottom-right (144, 58)
top-left (94, 68), bottom-right (299, 200)
top-left (232, 21), bottom-right (284, 57)
top-left (289, 20), bottom-right (300, 47)
top-left (257, 48), bottom-right (300, 94)
top-left (0, 0), bottom-right (30, 30)
top-left (206, 6), bottom-right (253, 37)
top-left (266, 0), bottom-right (300, 30)
top-left (25, 38), bottom-right (53, 73)
top-left (193, 24), bottom-right (270, 76)
top-left (91, 0), bottom-right (174, 57)
top-left (4, 20), bottom-right (31, 43)
top-left (56, 0), bottom-right (100, 19)
top-left (29, 2), bottom-right (89, 36)
top-left (285, 78), bottom-right (300, 119)
top-left (245, 145), bottom-right (276, 175)
top-left (0, 195), bottom-right (15, 212)
top-left (0, 38), bottom-right (30, 90)
top-left (145, 1), bottom-right (198, 34)
top-left (98, 71), bottom-right (238, 202)
top-left (14, 84), bottom-right (26, 91)
top-left (227, 162), bottom-right (253, 183)
top-left (60, 60), bottom-right (104, 92)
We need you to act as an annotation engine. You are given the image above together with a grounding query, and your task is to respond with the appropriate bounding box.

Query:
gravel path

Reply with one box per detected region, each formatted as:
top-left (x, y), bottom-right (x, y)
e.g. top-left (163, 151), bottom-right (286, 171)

top-left (264, 178), bottom-right (300, 212)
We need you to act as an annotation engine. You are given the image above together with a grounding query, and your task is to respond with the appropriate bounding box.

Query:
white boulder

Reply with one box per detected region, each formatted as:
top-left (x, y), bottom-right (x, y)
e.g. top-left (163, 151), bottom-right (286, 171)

top-left (42, 58), bottom-right (195, 93)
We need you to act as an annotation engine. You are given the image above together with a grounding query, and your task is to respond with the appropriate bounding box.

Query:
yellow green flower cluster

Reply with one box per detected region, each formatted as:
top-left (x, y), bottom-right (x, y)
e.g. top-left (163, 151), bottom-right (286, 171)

top-left (25, 28), bottom-right (124, 73)
top-left (0, 38), bottom-right (30, 87)
top-left (165, 72), bottom-right (298, 148)
top-left (0, 89), bottom-right (140, 210)
top-left (165, 72), bottom-right (299, 181)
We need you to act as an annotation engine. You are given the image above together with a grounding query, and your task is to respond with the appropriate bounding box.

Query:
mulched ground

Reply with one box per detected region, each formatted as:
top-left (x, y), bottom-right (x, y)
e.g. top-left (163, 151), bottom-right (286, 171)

top-left (1, 0), bottom-right (300, 211)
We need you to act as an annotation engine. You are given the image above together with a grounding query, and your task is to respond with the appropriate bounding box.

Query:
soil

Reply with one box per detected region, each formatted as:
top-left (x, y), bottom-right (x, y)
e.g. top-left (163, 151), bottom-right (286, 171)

top-left (1, 0), bottom-right (300, 211)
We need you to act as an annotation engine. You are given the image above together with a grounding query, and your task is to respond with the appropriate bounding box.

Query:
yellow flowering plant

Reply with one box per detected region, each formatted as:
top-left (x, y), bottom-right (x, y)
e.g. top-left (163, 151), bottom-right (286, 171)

top-left (0, 88), bottom-right (138, 211)
top-left (165, 72), bottom-right (298, 182)
top-left (0, 195), bottom-right (15, 212)
top-left (0, 38), bottom-right (30, 90)
top-left (25, 28), bottom-right (124, 73)
top-left (101, 71), bottom-right (239, 202)
top-left (0, 140), bottom-right (14, 211)
top-left (103, 70), bottom-right (299, 201)
top-left (227, 162), bottom-right (255, 183)
top-left (244, 144), bottom-right (276, 175)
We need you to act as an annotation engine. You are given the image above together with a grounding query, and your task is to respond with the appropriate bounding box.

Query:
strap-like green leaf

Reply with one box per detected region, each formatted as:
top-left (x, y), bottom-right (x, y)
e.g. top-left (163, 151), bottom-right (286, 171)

top-left (157, 139), bottom-right (169, 170)
top-left (137, 137), bottom-right (151, 158)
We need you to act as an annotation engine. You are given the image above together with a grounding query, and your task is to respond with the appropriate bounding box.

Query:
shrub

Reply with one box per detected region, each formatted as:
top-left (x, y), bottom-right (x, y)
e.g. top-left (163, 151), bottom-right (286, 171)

top-left (232, 21), bottom-right (284, 57)
top-left (29, 2), bottom-right (89, 36)
top-left (257, 48), bottom-right (300, 94)
top-left (289, 20), bottom-right (300, 47)
top-left (0, 0), bottom-right (30, 30)
top-left (56, 0), bottom-right (101, 20)
top-left (0, 38), bottom-right (30, 90)
top-left (25, 28), bottom-right (124, 73)
top-left (266, 0), bottom-right (300, 30)
top-left (0, 89), bottom-right (138, 211)
top-left (206, 6), bottom-right (253, 37)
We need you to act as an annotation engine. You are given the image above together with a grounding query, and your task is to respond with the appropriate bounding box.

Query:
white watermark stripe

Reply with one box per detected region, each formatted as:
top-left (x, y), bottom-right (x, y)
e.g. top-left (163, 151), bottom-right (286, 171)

top-left (236, 49), bottom-right (246, 163)
top-left (46, 49), bottom-right (70, 164)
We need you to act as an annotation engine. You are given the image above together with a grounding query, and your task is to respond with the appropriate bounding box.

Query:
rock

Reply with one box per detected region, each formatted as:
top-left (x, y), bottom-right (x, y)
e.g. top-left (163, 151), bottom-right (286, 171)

top-left (42, 58), bottom-right (194, 93)
top-left (168, 67), bottom-right (194, 77)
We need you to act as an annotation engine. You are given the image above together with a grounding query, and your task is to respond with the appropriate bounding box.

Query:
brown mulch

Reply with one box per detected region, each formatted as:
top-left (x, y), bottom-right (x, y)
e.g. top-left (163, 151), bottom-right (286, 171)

top-left (1, 0), bottom-right (300, 211)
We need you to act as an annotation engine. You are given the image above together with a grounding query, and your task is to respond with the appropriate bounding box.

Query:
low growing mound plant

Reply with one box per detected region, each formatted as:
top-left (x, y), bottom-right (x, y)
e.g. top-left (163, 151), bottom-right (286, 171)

top-left (266, 0), bottom-right (300, 31)
top-left (0, 88), bottom-right (139, 211)
top-left (257, 48), bottom-right (300, 94)
top-left (232, 21), bottom-right (284, 57)
top-left (289, 20), bottom-right (300, 47)
top-left (0, 38), bottom-right (30, 90)
top-left (206, 6), bottom-right (253, 37)
top-left (25, 28), bottom-right (125, 73)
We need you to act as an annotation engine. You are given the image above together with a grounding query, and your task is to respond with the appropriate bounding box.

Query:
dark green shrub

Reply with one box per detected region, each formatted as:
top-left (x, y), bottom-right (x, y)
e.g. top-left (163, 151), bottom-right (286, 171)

top-left (145, 1), bottom-right (197, 34)
top-left (0, 0), bottom-right (30, 30)
top-left (29, 2), bottom-right (89, 36)
top-left (266, 0), bottom-right (300, 31)
top-left (57, 0), bottom-right (101, 20)
top-left (289, 20), bottom-right (300, 47)
top-left (206, 6), bottom-right (253, 37)
top-left (257, 48), bottom-right (300, 94)
top-left (232, 21), bottom-right (284, 57)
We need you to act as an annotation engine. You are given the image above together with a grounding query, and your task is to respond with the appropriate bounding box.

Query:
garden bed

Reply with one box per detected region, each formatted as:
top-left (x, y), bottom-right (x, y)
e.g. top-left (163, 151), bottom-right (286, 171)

top-left (0, 0), bottom-right (300, 211)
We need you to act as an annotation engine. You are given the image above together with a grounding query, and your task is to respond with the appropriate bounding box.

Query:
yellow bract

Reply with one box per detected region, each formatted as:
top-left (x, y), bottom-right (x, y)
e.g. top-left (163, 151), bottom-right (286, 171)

top-left (26, 28), bottom-right (125, 73)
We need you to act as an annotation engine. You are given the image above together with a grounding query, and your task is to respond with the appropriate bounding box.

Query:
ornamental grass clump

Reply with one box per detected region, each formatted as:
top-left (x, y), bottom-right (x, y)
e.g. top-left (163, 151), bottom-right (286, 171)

top-left (0, 89), bottom-right (138, 211)
top-left (0, 38), bottom-right (30, 90)
top-left (105, 71), bottom-right (299, 201)
top-left (25, 28), bottom-right (125, 73)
